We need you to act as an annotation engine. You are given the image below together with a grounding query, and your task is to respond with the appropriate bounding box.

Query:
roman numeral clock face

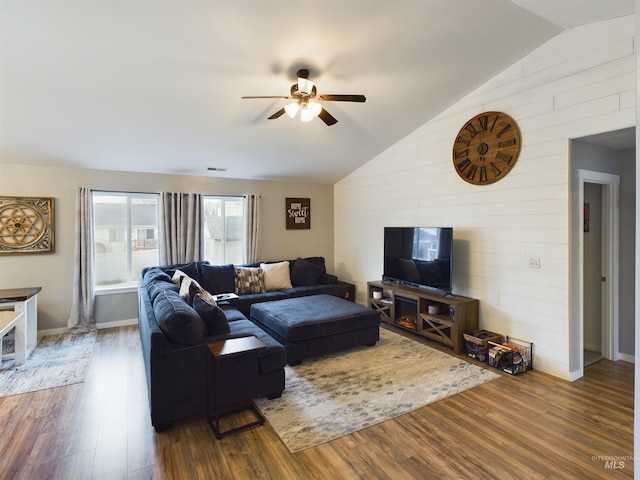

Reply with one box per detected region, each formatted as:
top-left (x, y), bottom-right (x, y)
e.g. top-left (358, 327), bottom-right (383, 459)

top-left (452, 111), bottom-right (521, 185)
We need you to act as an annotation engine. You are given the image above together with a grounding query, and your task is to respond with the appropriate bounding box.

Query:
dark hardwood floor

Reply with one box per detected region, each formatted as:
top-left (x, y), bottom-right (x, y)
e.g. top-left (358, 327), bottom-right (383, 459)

top-left (0, 325), bottom-right (633, 479)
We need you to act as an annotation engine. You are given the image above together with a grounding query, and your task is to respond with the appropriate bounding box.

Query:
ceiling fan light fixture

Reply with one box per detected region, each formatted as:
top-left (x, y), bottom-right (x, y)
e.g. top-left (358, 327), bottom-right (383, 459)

top-left (308, 101), bottom-right (322, 117)
top-left (284, 102), bottom-right (299, 118)
top-left (300, 105), bottom-right (314, 122)
top-left (297, 77), bottom-right (314, 95)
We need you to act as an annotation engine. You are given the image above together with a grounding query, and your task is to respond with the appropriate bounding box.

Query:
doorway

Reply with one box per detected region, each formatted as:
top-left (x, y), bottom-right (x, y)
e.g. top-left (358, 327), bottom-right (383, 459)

top-left (573, 169), bottom-right (620, 377)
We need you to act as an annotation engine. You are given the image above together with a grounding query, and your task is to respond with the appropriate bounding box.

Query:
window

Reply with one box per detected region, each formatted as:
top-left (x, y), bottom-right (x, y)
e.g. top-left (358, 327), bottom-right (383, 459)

top-left (203, 196), bottom-right (244, 265)
top-left (93, 192), bottom-right (159, 288)
top-left (412, 227), bottom-right (439, 261)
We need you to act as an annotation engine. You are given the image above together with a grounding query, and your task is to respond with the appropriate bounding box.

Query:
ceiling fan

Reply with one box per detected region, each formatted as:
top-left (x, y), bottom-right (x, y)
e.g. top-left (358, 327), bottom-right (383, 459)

top-left (241, 68), bottom-right (366, 126)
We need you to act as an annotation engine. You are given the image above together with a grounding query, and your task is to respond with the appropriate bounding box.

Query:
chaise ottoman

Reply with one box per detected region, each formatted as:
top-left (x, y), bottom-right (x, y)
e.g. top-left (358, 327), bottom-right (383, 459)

top-left (250, 294), bottom-right (381, 365)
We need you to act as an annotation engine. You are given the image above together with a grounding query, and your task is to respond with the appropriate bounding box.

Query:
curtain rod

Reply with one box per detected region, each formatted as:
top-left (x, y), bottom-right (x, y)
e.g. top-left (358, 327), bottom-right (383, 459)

top-left (90, 189), bottom-right (250, 198)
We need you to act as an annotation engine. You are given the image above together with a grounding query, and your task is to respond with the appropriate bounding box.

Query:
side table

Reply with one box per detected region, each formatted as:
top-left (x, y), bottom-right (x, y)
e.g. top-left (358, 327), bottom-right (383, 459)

top-left (0, 287), bottom-right (41, 359)
top-left (337, 280), bottom-right (356, 302)
top-left (206, 336), bottom-right (267, 439)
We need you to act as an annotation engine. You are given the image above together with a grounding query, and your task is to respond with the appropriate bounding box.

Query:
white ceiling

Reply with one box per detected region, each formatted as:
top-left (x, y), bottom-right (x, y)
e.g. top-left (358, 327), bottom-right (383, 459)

top-left (0, 1), bottom-right (634, 184)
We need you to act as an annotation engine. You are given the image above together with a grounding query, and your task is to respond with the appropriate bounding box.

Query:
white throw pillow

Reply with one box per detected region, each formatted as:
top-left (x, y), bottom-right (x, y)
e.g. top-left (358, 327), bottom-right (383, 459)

top-left (260, 261), bottom-right (292, 291)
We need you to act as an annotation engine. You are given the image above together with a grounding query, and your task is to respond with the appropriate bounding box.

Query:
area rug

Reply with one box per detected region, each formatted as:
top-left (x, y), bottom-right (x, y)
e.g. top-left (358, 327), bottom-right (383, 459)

top-left (0, 330), bottom-right (96, 397)
top-left (255, 328), bottom-right (500, 452)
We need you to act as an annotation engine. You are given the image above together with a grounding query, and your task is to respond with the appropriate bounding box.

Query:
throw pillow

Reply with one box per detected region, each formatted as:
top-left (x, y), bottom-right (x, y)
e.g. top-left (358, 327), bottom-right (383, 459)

top-left (171, 269), bottom-right (189, 286)
top-left (148, 279), bottom-right (179, 304)
top-left (235, 266), bottom-right (265, 294)
top-left (167, 262), bottom-right (201, 284)
top-left (143, 267), bottom-right (172, 285)
top-left (185, 280), bottom-right (217, 306)
top-left (290, 257), bottom-right (325, 286)
top-left (192, 294), bottom-right (230, 336)
top-left (296, 256), bottom-right (327, 274)
top-left (153, 289), bottom-right (207, 345)
top-left (199, 263), bottom-right (236, 294)
top-left (178, 274), bottom-right (215, 304)
top-left (260, 261), bottom-right (292, 291)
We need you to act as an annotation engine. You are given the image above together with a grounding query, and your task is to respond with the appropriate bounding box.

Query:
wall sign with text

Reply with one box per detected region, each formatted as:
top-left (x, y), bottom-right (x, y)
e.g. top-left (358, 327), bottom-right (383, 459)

top-left (286, 198), bottom-right (310, 230)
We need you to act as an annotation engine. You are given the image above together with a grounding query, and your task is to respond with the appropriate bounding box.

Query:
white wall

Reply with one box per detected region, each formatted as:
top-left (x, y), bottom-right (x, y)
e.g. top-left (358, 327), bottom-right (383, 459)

top-left (334, 16), bottom-right (636, 379)
top-left (0, 163), bottom-right (334, 331)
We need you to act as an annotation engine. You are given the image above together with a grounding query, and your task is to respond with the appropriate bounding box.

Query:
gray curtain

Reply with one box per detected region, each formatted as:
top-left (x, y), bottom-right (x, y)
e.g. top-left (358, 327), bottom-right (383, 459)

top-left (159, 192), bottom-right (203, 265)
top-left (245, 194), bottom-right (261, 263)
top-left (67, 187), bottom-right (95, 331)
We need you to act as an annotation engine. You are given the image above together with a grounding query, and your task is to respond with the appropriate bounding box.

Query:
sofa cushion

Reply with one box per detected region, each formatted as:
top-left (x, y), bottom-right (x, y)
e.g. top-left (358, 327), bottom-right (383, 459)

top-left (144, 267), bottom-right (173, 286)
top-left (260, 261), bottom-right (292, 291)
top-left (227, 319), bottom-right (287, 374)
top-left (235, 266), bottom-right (265, 294)
top-left (292, 256), bottom-right (326, 273)
top-left (145, 268), bottom-right (180, 303)
top-left (228, 290), bottom-right (291, 317)
top-left (218, 304), bottom-right (249, 323)
top-left (167, 262), bottom-right (202, 283)
top-left (290, 257), bottom-right (325, 286)
top-left (199, 263), bottom-right (236, 294)
top-left (193, 294), bottom-right (230, 335)
top-left (283, 284), bottom-right (346, 299)
top-left (153, 289), bottom-right (207, 345)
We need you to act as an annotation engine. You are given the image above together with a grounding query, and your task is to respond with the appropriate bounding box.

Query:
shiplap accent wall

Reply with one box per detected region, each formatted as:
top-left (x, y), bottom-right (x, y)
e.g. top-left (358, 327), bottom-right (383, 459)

top-left (334, 16), bottom-right (635, 379)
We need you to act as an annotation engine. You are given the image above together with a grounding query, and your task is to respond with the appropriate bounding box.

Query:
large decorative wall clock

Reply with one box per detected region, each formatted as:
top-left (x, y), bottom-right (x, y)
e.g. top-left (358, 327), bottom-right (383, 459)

top-left (452, 111), bottom-right (521, 185)
top-left (0, 197), bottom-right (55, 254)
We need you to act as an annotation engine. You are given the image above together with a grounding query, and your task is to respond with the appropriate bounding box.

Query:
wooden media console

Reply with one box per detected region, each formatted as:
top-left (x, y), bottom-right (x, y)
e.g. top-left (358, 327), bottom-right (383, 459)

top-left (367, 280), bottom-right (478, 354)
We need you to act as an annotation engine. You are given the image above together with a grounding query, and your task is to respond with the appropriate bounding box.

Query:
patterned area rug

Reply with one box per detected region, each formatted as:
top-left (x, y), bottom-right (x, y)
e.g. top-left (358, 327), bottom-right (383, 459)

top-left (0, 331), bottom-right (96, 397)
top-left (255, 328), bottom-right (500, 452)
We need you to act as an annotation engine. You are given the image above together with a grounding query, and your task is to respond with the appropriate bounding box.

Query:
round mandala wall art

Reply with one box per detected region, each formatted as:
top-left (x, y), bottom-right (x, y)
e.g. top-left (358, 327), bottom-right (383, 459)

top-left (0, 197), bottom-right (55, 255)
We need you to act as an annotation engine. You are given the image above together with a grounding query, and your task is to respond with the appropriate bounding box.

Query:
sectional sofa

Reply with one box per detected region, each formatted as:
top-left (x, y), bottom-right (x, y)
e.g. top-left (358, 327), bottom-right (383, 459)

top-left (137, 257), bottom-right (346, 431)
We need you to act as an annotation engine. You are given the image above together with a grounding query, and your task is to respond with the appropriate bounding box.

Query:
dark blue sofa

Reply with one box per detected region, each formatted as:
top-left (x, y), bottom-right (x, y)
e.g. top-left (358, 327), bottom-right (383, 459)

top-left (137, 258), bottom-right (346, 431)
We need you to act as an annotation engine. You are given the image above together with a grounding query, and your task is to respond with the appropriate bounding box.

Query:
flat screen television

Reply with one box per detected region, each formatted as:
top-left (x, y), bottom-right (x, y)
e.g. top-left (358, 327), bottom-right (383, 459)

top-left (383, 227), bottom-right (453, 294)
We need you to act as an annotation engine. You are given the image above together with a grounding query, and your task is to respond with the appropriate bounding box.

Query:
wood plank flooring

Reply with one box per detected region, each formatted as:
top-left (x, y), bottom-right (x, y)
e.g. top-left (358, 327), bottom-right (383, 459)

top-left (0, 325), bottom-right (633, 479)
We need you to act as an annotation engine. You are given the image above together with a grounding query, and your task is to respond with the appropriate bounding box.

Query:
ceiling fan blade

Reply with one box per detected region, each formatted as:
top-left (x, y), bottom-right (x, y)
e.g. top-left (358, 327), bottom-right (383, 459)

top-left (318, 94), bottom-right (366, 102)
top-left (241, 96), bottom-right (291, 100)
top-left (268, 108), bottom-right (286, 120)
top-left (318, 108), bottom-right (338, 126)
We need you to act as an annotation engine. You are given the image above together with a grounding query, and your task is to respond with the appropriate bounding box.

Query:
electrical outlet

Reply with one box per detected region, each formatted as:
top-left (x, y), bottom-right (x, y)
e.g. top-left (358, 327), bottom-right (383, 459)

top-left (528, 257), bottom-right (541, 269)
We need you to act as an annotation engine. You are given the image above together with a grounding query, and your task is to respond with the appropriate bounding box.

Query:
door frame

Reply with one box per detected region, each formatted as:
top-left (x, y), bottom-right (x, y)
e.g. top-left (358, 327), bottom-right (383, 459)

top-left (572, 169), bottom-right (620, 378)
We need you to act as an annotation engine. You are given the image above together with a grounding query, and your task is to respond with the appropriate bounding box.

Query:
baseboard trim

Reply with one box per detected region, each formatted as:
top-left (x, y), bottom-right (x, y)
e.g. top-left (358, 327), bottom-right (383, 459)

top-left (618, 352), bottom-right (635, 364)
top-left (37, 318), bottom-right (138, 339)
top-left (96, 318), bottom-right (138, 330)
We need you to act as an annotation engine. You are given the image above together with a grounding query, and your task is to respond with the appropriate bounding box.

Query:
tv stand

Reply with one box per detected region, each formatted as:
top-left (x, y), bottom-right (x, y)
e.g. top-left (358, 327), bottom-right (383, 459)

top-left (367, 280), bottom-right (478, 354)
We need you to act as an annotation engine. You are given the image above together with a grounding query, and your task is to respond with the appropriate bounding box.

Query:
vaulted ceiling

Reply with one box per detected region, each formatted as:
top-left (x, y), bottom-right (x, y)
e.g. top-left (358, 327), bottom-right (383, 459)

top-left (0, 1), bottom-right (634, 184)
